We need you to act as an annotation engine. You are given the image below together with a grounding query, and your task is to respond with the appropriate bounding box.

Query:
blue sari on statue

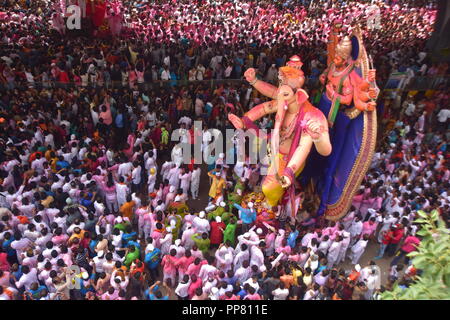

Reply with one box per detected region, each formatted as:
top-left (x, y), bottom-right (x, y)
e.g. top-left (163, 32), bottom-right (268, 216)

top-left (316, 92), bottom-right (365, 213)
top-left (300, 30), bottom-right (379, 220)
top-left (300, 69), bottom-right (377, 220)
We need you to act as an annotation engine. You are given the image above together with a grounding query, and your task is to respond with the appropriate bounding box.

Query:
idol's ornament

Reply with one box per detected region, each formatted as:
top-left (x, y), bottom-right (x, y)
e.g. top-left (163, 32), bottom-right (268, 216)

top-left (307, 23), bottom-right (379, 221)
top-left (228, 57), bottom-right (332, 217)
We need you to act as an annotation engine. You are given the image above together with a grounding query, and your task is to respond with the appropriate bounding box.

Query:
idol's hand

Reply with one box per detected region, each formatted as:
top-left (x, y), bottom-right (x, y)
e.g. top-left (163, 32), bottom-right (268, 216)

top-left (368, 69), bottom-right (376, 83)
top-left (228, 113), bottom-right (244, 129)
top-left (368, 88), bottom-right (378, 100)
top-left (280, 175), bottom-right (292, 188)
top-left (244, 68), bottom-right (257, 83)
top-left (366, 101), bottom-right (376, 112)
top-left (307, 119), bottom-right (324, 141)
top-left (326, 83), bottom-right (335, 99)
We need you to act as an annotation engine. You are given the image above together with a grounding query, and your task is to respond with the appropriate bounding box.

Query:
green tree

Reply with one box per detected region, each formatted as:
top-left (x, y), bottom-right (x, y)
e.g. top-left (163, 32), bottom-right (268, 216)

top-left (381, 210), bottom-right (450, 300)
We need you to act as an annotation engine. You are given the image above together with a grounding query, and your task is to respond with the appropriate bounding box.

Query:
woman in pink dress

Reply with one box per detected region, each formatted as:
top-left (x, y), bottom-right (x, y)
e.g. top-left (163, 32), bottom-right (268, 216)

top-left (0, 251), bottom-right (10, 272)
top-left (128, 65), bottom-right (137, 89)
top-left (135, 59), bottom-right (145, 87)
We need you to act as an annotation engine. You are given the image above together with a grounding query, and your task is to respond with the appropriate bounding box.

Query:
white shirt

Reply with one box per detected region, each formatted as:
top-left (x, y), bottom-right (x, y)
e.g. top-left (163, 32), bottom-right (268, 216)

top-left (175, 280), bottom-right (191, 298)
top-left (16, 269), bottom-right (38, 290)
top-left (131, 166), bottom-right (142, 184)
top-left (118, 162), bottom-right (133, 179)
top-left (272, 288), bottom-right (289, 300)
top-left (437, 109), bottom-right (449, 123)
top-left (161, 70), bottom-right (171, 81)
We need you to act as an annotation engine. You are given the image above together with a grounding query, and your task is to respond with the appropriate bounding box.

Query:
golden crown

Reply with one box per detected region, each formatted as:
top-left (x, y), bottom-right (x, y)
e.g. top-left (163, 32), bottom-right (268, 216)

top-left (336, 36), bottom-right (352, 61)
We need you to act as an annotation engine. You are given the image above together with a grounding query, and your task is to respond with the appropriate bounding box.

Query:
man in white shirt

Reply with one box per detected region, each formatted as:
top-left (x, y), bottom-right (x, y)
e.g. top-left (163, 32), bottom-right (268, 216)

top-left (327, 237), bottom-right (342, 268)
top-left (175, 275), bottom-right (191, 299)
top-left (15, 265), bottom-right (38, 291)
top-left (193, 211), bottom-right (210, 234)
top-left (131, 161), bottom-right (142, 194)
top-left (272, 283), bottom-right (289, 300)
top-left (161, 66), bottom-right (171, 81)
top-left (437, 108), bottom-right (449, 130)
top-left (118, 161), bottom-right (133, 181)
top-left (115, 178), bottom-right (129, 208)
top-left (190, 166), bottom-right (201, 200)
top-left (167, 164), bottom-right (181, 190)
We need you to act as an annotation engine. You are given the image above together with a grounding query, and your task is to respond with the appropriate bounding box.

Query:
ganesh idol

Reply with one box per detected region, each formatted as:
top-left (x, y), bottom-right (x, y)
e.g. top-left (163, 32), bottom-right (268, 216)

top-left (302, 24), bottom-right (379, 220)
top-left (228, 58), bottom-right (332, 209)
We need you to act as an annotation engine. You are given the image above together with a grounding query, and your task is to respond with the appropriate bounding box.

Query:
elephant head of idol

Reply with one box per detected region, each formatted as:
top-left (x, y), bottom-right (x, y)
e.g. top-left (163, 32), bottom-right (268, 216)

top-left (276, 66), bottom-right (305, 119)
top-left (270, 65), bottom-right (308, 166)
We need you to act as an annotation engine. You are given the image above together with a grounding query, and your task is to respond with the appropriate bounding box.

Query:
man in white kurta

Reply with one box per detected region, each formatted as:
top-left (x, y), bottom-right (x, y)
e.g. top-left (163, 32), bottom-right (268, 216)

top-left (118, 161), bottom-right (133, 181)
top-left (193, 211), bottom-right (210, 234)
top-left (178, 169), bottom-right (192, 196)
top-left (115, 181), bottom-right (129, 208)
top-left (350, 236), bottom-right (369, 265)
top-left (233, 245), bottom-right (250, 271)
top-left (234, 262), bottom-right (252, 284)
top-left (336, 231), bottom-right (351, 264)
top-left (161, 160), bottom-right (174, 182)
top-left (167, 165), bottom-right (181, 190)
top-left (249, 243), bottom-right (266, 272)
top-left (190, 166), bottom-right (201, 199)
top-left (147, 167), bottom-right (157, 194)
top-left (145, 148), bottom-right (158, 172)
top-left (171, 144), bottom-right (184, 167)
top-left (349, 216), bottom-right (363, 246)
top-left (181, 223), bottom-right (196, 250)
top-left (327, 237), bottom-right (342, 268)
top-left (215, 245), bottom-right (233, 273)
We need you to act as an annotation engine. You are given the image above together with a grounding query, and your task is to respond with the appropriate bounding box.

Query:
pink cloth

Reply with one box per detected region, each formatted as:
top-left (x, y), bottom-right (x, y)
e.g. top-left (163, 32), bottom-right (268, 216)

top-left (0, 253), bottom-right (10, 271)
top-left (244, 293), bottom-right (262, 300)
top-left (401, 236), bottom-right (420, 253)
top-left (161, 255), bottom-right (178, 275)
top-left (276, 245), bottom-right (291, 256)
top-left (362, 221), bottom-right (377, 237)
top-left (99, 103), bottom-right (113, 126)
top-left (186, 260), bottom-right (207, 277)
top-left (188, 278), bottom-right (203, 298)
top-left (175, 255), bottom-right (195, 274)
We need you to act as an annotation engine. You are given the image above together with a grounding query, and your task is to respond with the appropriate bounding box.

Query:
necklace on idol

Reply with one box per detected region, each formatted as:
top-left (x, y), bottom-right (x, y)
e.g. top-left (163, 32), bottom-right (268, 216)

top-left (332, 63), bottom-right (352, 77)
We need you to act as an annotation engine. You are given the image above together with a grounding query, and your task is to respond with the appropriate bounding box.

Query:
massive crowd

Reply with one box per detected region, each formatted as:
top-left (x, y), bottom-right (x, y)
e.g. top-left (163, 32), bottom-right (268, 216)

top-left (0, 0), bottom-right (442, 88)
top-left (0, 0), bottom-right (449, 300)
